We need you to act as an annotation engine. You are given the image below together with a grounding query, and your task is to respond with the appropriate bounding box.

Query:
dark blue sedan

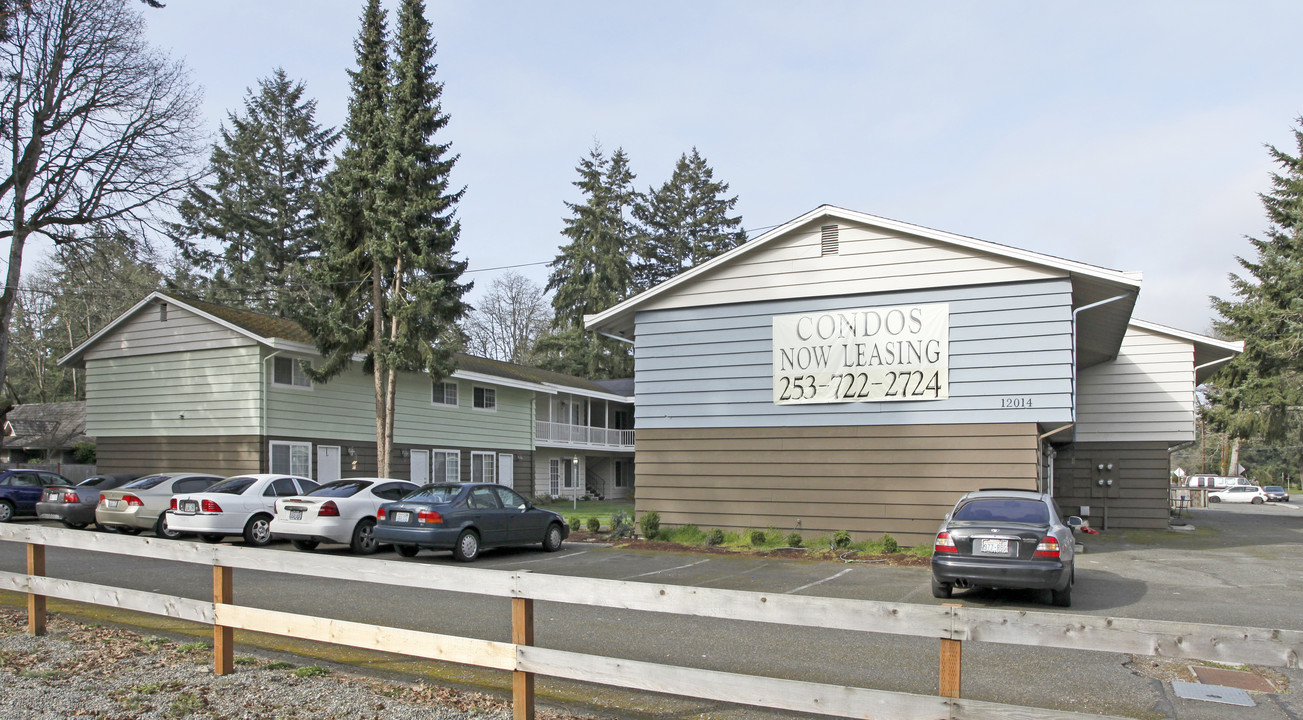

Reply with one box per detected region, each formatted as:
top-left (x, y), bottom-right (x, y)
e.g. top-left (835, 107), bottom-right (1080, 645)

top-left (374, 483), bottom-right (569, 562)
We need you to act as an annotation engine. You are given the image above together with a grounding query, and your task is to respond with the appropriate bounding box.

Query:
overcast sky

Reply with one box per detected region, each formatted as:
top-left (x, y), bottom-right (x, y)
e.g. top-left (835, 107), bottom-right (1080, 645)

top-left (128, 0), bottom-right (1303, 335)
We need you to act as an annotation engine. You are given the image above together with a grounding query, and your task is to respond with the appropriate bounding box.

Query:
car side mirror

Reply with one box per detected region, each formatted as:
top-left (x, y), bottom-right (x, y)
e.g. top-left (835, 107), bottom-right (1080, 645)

top-left (1067, 516), bottom-right (1083, 532)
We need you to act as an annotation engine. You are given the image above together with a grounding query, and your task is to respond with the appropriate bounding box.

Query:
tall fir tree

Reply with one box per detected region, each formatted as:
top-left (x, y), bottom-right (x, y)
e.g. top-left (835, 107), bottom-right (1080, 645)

top-left (1208, 118), bottom-right (1303, 444)
top-left (170, 69), bottom-right (338, 315)
top-left (539, 144), bottom-right (637, 379)
top-left (302, 0), bottom-right (469, 476)
top-left (633, 147), bottom-right (746, 292)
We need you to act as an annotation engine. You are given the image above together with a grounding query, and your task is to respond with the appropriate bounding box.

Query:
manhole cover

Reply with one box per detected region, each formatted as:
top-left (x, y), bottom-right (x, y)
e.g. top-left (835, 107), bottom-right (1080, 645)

top-left (1192, 666), bottom-right (1276, 692)
top-left (1172, 681), bottom-right (1255, 707)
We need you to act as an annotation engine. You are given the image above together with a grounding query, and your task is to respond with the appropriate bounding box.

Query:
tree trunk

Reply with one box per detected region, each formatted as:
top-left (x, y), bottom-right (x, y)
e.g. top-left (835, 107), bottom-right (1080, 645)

top-left (372, 262), bottom-right (389, 477)
top-left (1228, 437), bottom-right (1241, 477)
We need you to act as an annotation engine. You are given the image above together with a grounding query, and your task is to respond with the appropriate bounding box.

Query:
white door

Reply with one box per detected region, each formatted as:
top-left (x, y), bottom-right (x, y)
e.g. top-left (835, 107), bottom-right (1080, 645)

top-left (317, 446), bottom-right (341, 484)
top-left (410, 449), bottom-right (430, 484)
top-left (497, 453), bottom-right (514, 488)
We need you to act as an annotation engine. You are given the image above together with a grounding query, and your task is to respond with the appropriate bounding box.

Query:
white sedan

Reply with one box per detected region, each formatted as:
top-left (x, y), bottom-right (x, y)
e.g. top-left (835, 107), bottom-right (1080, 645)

top-left (1208, 485), bottom-right (1268, 504)
top-left (269, 478), bottom-right (418, 554)
top-left (169, 474), bottom-right (318, 546)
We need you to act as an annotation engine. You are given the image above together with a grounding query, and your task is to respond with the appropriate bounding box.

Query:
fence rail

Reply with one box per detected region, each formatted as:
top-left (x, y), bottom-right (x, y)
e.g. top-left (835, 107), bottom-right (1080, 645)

top-left (2, 524), bottom-right (1299, 720)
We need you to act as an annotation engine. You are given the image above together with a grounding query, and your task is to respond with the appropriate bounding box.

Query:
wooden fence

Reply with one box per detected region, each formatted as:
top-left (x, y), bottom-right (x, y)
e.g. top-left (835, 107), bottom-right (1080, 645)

top-left (1, 524), bottom-right (1300, 720)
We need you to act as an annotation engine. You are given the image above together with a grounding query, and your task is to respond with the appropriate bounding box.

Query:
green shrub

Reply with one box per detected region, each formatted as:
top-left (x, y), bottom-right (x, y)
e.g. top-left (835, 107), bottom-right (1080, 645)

top-left (786, 532), bottom-right (803, 548)
top-left (586, 516), bottom-right (601, 533)
top-left (567, 516), bottom-right (581, 531)
top-left (639, 511), bottom-right (660, 540)
top-left (747, 529), bottom-right (767, 546)
top-left (71, 440), bottom-right (96, 464)
top-left (609, 511), bottom-right (634, 538)
top-left (832, 530), bottom-right (852, 549)
top-left (881, 533), bottom-right (899, 554)
top-left (706, 528), bottom-right (725, 546)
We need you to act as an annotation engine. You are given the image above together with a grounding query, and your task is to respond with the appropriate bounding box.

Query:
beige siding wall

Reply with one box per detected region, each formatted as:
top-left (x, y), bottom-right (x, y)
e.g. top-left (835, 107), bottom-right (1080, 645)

top-left (642, 220), bottom-right (1064, 313)
top-left (1076, 326), bottom-right (1195, 443)
top-left (636, 423), bottom-right (1039, 545)
top-left (84, 301), bottom-right (254, 361)
top-left (97, 435), bottom-right (261, 476)
top-left (1052, 441), bottom-right (1170, 530)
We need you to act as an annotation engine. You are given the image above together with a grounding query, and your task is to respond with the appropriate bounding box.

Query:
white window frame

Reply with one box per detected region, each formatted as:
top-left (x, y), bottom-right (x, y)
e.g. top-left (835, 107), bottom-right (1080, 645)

top-left (432, 449), bottom-right (460, 482)
top-left (614, 460), bottom-right (628, 488)
top-left (470, 451), bottom-right (496, 483)
top-left (473, 386), bottom-right (496, 411)
top-left (272, 356), bottom-right (312, 389)
top-left (432, 381), bottom-right (458, 407)
top-left (270, 441), bottom-right (312, 477)
top-left (548, 458), bottom-right (561, 496)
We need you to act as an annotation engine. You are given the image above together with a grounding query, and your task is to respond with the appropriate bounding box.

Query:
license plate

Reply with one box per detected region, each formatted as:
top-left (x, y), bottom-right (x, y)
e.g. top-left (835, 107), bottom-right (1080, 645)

top-left (980, 538), bottom-right (1009, 554)
top-left (106, 500), bottom-right (119, 509)
top-left (289, 510), bottom-right (303, 521)
top-left (181, 500), bottom-right (198, 513)
top-left (394, 511), bottom-right (411, 523)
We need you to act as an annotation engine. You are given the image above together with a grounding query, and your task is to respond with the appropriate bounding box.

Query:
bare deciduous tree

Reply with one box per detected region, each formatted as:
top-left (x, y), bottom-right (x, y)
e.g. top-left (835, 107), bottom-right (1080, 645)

top-left (0, 0), bottom-right (202, 426)
top-left (464, 270), bottom-right (552, 364)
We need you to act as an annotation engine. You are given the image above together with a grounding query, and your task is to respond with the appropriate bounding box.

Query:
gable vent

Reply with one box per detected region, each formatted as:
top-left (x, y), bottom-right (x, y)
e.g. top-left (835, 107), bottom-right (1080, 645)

top-left (820, 225), bottom-right (839, 255)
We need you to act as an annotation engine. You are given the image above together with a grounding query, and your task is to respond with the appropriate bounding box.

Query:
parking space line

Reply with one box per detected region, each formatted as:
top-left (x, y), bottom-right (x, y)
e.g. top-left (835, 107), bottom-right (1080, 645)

top-left (506, 550), bottom-right (590, 566)
top-left (786, 568), bottom-right (852, 594)
top-left (621, 559), bottom-right (710, 579)
top-left (698, 563), bottom-right (771, 587)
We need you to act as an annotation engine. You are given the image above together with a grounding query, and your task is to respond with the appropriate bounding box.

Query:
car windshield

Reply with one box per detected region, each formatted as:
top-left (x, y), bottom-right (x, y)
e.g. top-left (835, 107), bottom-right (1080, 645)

top-left (205, 476), bottom-right (257, 495)
top-left (306, 480), bottom-right (372, 498)
top-left (402, 484), bottom-right (463, 504)
top-left (953, 498), bottom-right (1050, 524)
top-left (123, 474), bottom-right (171, 490)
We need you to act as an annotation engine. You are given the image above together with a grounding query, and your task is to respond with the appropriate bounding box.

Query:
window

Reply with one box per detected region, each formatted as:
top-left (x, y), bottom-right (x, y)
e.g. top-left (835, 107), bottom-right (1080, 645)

top-left (265, 477), bottom-right (299, 497)
top-left (493, 486), bottom-right (528, 510)
top-left (473, 386), bottom-right (496, 411)
top-left (549, 459), bottom-right (560, 496)
top-left (270, 441), bottom-right (312, 476)
top-left (471, 451), bottom-right (496, 483)
top-left (172, 477), bottom-right (221, 494)
top-left (432, 381), bottom-right (458, 406)
top-left (272, 357), bottom-right (312, 388)
top-left (614, 460), bottom-right (628, 488)
top-left (433, 450), bottom-right (460, 482)
top-left (158, 302), bottom-right (168, 322)
top-left (468, 487), bottom-right (501, 509)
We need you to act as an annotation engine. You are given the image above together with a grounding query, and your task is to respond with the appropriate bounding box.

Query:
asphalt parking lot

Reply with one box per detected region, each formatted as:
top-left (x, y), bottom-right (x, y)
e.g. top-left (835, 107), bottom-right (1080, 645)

top-left (1, 500), bottom-right (1301, 719)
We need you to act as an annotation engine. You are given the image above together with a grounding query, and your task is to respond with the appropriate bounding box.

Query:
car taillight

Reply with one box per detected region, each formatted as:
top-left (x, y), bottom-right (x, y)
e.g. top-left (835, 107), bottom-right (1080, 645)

top-left (99, 494), bottom-right (106, 504)
top-left (318, 501), bottom-right (339, 517)
top-left (124, 494), bottom-right (143, 507)
top-left (1034, 537), bottom-right (1061, 558)
top-left (417, 509), bottom-right (443, 525)
top-left (376, 507), bottom-right (386, 520)
top-left (62, 490), bottom-right (79, 503)
top-left (934, 531), bottom-right (957, 553)
top-left (170, 498), bottom-right (178, 510)
top-left (201, 499), bottom-right (223, 513)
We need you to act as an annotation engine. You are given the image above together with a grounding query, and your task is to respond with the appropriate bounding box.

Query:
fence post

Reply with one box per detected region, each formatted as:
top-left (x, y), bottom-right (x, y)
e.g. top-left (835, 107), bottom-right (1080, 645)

top-left (940, 603), bottom-right (962, 698)
top-left (512, 597), bottom-right (535, 720)
top-left (26, 542), bottom-right (46, 636)
top-left (213, 565), bottom-right (233, 675)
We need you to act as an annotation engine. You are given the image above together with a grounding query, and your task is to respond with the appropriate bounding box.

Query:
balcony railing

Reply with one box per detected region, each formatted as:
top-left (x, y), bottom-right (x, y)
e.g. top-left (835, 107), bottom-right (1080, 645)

top-left (536, 421), bottom-right (634, 449)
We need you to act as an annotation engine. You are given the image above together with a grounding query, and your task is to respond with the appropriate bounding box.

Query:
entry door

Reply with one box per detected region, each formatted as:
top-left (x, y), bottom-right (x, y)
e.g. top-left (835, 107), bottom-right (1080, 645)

top-left (410, 449), bottom-right (430, 484)
top-left (497, 453), bottom-right (514, 488)
top-left (317, 446), bottom-right (341, 484)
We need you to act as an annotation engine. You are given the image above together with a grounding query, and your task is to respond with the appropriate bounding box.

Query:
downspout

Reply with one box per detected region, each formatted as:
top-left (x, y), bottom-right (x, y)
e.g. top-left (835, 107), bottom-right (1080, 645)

top-left (262, 351), bottom-right (282, 474)
top-left (1038, 423), bottom-right (1074, 497)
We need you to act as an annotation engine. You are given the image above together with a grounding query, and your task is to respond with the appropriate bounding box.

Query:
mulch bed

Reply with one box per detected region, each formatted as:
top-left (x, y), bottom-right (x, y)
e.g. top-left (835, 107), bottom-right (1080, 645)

top-left (568, 531), bottom-right (930, 566)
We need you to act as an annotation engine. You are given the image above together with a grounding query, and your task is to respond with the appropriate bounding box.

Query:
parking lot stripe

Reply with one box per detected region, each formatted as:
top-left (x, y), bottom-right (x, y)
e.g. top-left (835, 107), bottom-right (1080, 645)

top-left (786, 568), bottom-right (852, 594)
top-left (506, 551), bottom-right (590, 567)
top-left (621, 559), bottom-right (710, 579)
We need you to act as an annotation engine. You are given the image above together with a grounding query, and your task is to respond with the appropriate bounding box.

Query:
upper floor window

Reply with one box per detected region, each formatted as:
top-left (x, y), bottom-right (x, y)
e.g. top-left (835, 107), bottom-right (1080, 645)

top-left (273, 357), bottom-right (312, 388)
top-left (473, 386), bottom-right (496, 411)
top-left (432, 381), bottom-right (458, 407)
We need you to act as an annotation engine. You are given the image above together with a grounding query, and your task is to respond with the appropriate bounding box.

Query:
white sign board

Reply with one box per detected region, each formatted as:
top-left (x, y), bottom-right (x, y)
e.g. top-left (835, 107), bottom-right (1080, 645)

top-left (772, 303), bottom-right (949, 405)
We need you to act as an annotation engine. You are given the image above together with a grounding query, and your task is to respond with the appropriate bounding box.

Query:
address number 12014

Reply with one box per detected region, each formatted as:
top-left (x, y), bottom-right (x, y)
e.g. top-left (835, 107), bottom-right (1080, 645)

top-left (776, 370), bottom-right (943, 403)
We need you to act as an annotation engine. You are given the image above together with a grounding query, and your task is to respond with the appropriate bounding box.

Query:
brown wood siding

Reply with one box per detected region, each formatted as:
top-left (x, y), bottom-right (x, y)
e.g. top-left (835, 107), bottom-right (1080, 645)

top-left (636, 423), bottom-right (1039, 546)
top-left (97, 435), bottom-right (260, 476)
top-left (1052, 441), bottom-right (1170, 530)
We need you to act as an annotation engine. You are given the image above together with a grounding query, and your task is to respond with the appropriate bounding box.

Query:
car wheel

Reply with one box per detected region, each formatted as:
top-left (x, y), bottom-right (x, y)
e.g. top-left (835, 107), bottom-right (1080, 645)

top-left (0, 501), bottom-right (12, 523)
top-left (243, 514), bottom-right (273, 546)
top-left (291, 540), bottom-right (319, 552)
top-left (931, 576), bottom-right (953, 599)
top-left (543, 523), bottom-right (564, 552)
top-left (62, 520), bottom-right (88, 530)
top-left (1051, 578), bottom-right (1073, 607)
top-left (350, 518), bottom-right (378, 555)
top-left (394, 544), bottom-right (419, 558)
top-left (1252, 497), bottom-right (1264, 505)
top-left (117, 527), bottom-right (142, 536)
top-left (452, 529), bottom-right (480, 562)
top-left (200, 534), bottom-right (225, 543)
top-left (155, 513), bottom-right (183, 539)
top-left (1209, 496), bottom-right (1221, 503)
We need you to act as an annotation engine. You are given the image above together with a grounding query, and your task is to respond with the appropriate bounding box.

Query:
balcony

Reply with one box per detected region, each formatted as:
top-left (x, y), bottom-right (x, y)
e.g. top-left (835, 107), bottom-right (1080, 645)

top-left (536, 421), bottom-right (634, 450)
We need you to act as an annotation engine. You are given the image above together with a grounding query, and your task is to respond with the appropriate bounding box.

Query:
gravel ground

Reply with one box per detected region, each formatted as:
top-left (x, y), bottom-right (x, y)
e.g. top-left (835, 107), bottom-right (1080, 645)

top-left (0, 609), bottom-right (597, 720)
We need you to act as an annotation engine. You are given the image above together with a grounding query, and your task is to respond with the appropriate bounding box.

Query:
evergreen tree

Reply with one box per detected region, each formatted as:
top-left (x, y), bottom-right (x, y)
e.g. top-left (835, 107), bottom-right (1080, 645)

top-left (540, 144), bottom-right (637, 379)
top-left (170, 69), bottom-right (338, 315)
top-left (1209, 117), bottom-right (1303, 442)
top-left (633, 147), bottom-right (746, 291)
top-left (301, 0), bottom-right (469, 476)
